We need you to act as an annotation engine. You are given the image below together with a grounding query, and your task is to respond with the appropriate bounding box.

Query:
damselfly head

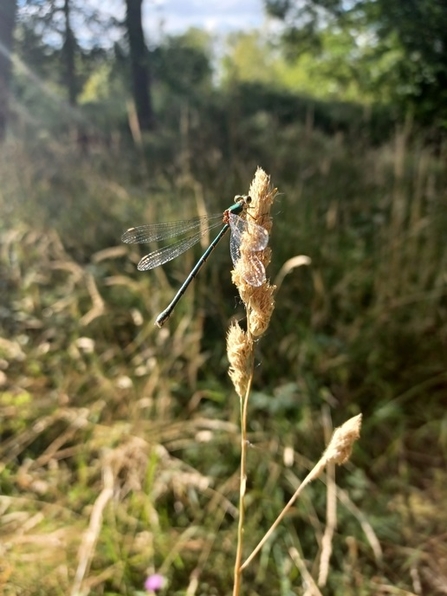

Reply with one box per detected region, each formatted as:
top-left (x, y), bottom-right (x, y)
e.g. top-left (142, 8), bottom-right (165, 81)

top-left (234, 194), bottom-right (252, 207)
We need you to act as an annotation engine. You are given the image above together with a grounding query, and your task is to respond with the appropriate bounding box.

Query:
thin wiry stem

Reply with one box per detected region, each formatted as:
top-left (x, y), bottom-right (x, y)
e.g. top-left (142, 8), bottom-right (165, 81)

top-left (240, 456), bottom-right (323, 572)
top-left (232, 366), bottom-right (254, 596)
top-left (240, 415), bottom-right (362, 571)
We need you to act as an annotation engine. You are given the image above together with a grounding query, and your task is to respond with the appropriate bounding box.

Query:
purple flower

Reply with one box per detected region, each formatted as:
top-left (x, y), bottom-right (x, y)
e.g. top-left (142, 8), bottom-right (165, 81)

top-left (144, 574), bottom-right (165, 592)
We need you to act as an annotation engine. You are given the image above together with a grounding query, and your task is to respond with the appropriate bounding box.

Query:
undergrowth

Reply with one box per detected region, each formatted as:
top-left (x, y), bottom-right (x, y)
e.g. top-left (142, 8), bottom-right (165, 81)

top-left (0, 122), bottom-right (447, 594)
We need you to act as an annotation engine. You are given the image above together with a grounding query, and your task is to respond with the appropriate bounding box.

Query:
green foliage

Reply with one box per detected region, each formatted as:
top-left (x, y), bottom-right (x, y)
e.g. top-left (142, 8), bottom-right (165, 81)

top-left (12, 19), bottom-right (403, 146)
top-left (15, 0), bottom-right (113, 106)
top-left (265, 0), bottom-right (447, 129)
top-left (221, 27), bottom-right (410, 116)
top-left (222, 31), bottom-right (279, 86)
top-left (152, 28), bottom-right (214, 96)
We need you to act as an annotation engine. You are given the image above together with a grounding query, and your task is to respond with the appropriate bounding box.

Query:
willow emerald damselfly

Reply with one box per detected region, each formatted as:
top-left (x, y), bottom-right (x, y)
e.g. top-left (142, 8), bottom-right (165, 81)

top-left (122, 195), bottom-right (268, 327)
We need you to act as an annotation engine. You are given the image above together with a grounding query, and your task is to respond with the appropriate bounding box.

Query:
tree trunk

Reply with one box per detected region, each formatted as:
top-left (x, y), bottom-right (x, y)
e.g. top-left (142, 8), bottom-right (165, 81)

top-left (62, 0), bottom-right (77, 106)
top-left (0, 0), bottom-right (17, 141)
top-left (125, 0), bottom-right (155, 132)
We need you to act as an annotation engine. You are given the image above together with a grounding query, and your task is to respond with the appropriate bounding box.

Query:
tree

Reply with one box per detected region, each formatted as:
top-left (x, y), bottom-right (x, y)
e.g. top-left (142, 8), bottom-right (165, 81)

top-left (18, 0), bottom-right (80, 104)
top-left (62, 0), bottom-right (76, 105)
top-left (0, 0), bottom-right (17, 141)
top-left (125, 0), bottom-right (155, 131)
top-left (17, 0), bottom-right (107, 106)
top-left (152, 29), bottom-right (213, 96)
top-left (265, 0), bottom-right (447, 128)
top-left (373, 0), bottom-right (447, 126)
top-left (221, 28), bottom-right (402, 105)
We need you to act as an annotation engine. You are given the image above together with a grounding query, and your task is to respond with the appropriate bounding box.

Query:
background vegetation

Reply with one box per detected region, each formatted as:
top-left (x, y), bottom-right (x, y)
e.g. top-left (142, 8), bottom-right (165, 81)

top-left (0, 1), bottom-right (446, 594)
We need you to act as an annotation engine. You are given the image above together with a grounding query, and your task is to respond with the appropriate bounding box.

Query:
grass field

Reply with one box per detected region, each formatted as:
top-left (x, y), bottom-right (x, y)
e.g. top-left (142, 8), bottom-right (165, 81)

top-left (1, 119), bottom-right (447, 594)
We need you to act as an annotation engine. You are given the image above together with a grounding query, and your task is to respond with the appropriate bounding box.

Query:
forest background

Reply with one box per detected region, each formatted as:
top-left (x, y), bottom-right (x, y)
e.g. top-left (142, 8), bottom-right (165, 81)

top-left (0, 0), bottom-right (446, 594)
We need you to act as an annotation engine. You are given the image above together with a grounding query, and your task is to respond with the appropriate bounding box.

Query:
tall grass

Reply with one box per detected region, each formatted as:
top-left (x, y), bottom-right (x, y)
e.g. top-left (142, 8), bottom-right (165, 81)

top-left (1, 120), bottom-right (446, 594)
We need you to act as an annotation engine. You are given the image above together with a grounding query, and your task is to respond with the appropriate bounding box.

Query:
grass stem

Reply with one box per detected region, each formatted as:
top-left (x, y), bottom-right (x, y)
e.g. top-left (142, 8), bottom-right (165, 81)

top-left (232, 370), bottom-right (254, 596)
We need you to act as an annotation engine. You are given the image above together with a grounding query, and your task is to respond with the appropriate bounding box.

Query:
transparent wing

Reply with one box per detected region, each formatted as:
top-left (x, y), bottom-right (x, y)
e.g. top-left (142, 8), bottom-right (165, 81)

top-left (137, 224), bottom-right (223, 271)
top-left (243, 255), bottom-right (266, 287)
top-left (229, 213), bottom-right (269, 253)
top-left (228, 213), bottom-right (268, 287)
top-left (122, 213), bottom-right (223, 244)
top-left (229, 232), bottom-right (241, 266)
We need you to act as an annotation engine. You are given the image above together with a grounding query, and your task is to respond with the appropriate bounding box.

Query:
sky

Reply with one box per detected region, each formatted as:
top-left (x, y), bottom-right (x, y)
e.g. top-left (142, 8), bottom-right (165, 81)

top-left (18, 0), bottom-right (270, 53)
top-left (145, 0), bottom-right (265, 36)
top-left (99, 0), bottom-right (267, 42)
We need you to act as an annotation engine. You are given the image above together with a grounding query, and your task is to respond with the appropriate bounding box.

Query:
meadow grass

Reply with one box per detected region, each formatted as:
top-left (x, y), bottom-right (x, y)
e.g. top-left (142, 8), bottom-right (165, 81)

top-left (0, 123), bottom-right (446, 594)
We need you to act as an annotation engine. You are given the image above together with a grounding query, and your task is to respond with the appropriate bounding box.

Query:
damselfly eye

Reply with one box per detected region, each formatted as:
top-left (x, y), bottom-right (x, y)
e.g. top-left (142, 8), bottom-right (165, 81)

top-left (234, 194), bottom-right (251, 206)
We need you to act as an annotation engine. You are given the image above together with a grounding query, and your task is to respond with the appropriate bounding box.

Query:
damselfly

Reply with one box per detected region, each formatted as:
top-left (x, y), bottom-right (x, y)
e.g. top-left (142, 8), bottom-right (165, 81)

top-left (122, 195), bottom-right (268, 327)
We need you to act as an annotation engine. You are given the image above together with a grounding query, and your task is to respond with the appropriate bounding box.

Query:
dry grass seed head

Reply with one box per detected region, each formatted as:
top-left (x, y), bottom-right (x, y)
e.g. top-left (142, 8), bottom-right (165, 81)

top-left (227, 322), bottom-right (253, 399)
top-left (232, 167), bottom-right (277, 338)
top-left (324, 414), bottom-right (363, 466)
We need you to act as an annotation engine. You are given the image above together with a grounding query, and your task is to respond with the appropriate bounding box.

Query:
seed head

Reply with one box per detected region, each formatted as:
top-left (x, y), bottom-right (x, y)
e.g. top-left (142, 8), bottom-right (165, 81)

top-left (231, 167), bottom-right (277, 337)
top-left (227, 322), bottom-right (253, 399)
